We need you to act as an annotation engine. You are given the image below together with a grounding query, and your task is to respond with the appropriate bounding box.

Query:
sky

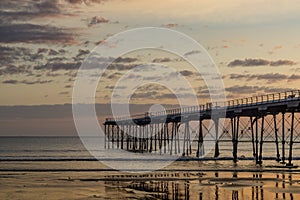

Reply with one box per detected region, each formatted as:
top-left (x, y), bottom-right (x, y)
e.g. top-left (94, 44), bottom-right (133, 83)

top-left (1, 0), bottom-right (300, 135)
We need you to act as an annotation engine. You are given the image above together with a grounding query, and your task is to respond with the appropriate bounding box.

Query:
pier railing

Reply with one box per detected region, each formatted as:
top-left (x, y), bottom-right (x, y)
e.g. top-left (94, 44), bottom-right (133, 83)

top-left (106, 90), bottom-right (300, 122)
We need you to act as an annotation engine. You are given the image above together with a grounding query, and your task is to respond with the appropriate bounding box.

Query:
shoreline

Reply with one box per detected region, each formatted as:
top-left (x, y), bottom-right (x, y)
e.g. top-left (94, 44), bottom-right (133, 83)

top-left (0, 168), bottom-right (299, 172)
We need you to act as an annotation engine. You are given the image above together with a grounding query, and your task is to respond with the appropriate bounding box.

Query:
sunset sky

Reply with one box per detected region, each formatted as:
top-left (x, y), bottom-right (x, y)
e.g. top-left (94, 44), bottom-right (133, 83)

top-left (1, 0), bottom-right (300, 135)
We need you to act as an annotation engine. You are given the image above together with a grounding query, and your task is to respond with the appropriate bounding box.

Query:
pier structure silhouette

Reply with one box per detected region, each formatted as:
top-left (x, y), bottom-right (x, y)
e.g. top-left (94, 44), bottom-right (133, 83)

top-left (104, 90), bottom-right (300, 166)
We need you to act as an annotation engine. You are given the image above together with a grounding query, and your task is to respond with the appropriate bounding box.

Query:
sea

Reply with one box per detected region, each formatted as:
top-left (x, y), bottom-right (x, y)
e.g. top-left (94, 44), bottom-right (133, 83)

top-left (1, 136), bottom-right (300, 199)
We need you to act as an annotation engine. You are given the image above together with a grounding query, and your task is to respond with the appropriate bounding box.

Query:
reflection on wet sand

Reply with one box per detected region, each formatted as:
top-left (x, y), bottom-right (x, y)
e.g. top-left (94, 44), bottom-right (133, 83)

top-left (0, 170), bottom-right (299, 199)
top-left (102, 171), bottom-right (299, 200)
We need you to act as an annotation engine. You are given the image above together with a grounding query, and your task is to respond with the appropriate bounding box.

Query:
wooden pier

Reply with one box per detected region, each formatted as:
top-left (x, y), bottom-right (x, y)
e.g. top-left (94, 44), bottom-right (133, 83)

top-left (104, 90), bottom-right (300, 166)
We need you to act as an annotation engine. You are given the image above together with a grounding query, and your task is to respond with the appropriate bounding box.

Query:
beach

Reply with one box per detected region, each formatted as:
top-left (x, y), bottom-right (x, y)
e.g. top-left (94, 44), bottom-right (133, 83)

top-left (1, 137), bottom-right (300, 199)
top-left (1, 170), bottom-right (300, 199)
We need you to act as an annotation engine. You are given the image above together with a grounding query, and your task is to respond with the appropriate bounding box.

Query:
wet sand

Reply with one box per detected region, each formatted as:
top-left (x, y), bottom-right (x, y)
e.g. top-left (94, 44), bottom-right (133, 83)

top-left (1, 169), bottom-right (300, 200)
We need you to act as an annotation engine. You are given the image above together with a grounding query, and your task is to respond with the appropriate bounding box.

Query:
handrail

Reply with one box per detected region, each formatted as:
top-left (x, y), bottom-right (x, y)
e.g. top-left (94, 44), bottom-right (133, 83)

top-left (105, 90), bottom-right (300, 122)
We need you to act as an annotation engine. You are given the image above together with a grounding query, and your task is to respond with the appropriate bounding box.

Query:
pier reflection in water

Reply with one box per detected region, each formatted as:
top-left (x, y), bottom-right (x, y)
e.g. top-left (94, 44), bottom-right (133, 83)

top-left (103, 171), bottom-right (299, 199)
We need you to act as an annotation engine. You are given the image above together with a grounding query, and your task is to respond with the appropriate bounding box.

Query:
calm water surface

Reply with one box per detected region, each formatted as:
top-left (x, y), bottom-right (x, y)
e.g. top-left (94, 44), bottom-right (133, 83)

top-left (1, 137), bottom-right (300, 199)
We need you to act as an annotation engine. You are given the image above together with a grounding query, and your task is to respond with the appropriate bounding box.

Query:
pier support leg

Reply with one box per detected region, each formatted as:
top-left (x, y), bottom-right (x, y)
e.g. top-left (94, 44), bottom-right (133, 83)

top-left (144, 125), bottom-right (147, 151)
top-left (145, 124), bottom-right (149, 151)
top-left (111, 125), bottom-right (115, 149)
top-left (104, 125), bottom-right (107, 149)
top-left (255, 116), bottom-right (259, 164)
top-left (177, 123), bottom-right (180, 154)
top-left (232, 116), bottom-right (239, 163)
top-left (164, 123), bottom-right (168, 154)
top-left (182, 122), bottom-right (187, 156)
top-left (170, 122), bottom-right (174, 155)
top-left (214, 118), bottom-right (220, 158)
top-left (273, 114), bottom-right (280, 162)
top-left (182, 122), bottom-right (190, 156)
top-left (286, 111), bottom-right (295, 167)
top-left (182, 124), bottom-right (185, 156)
top-left (257, 115), bottom-right (264, 165)
top-left (231, 117), bottom-right (235, 161)
top-left (250, 117), bottom-right (256, 159)
top-left (133, 125), bottom-right (137, 152)
top-left (116, 125), bottom-right (120, 149)
top-left (281, 112), bottom-right (286, 164)
top-left (167, 123), bottom-right (170, 153)
top-left (187, 122), bottom-right (191, 155)
top-left (139, 126), bottom-right (142, 152)
top-left (154, 124), bottom-right (157, 152)
top-left (196, 120), bottom-right (204, 157)
top-left (174, 123), bottom-right (178, 154)
top-left (159, 123), bottom-right (162, 155)
top-left (120, 125), bottom-right (124, 149)
top-left (126, 125), bottom-right (130, 150)
top-left (107, 125), bottom-right (110, 149)
top-left (150, 124), bottom-right (153, 152)
top-left (235, 116), bottom-right (239, 162)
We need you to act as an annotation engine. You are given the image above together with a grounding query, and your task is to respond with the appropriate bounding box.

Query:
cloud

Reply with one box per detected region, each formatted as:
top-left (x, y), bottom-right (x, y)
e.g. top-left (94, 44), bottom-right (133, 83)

top-left (131, 91), bottom-right (159, 99)
top-left (184, 50), bottom-right (201, 57)
top-left (155, 93), bottom-right (196, 99)
top-left (0, 0), bottom-right (107, 22)
top-left (48, 57), bottom-right (67, 62)
top-left (0, 1), bottom-right (104, 55)
top-left (226, 85), bottom-right (297, 95)
top-left (226, 85), bottom-right (264, 94)
top-left (251, 73), bottom-right (287, 80)
top-left (107, 63), bottom-right (138, 71)
top-left (88, 16), bottom-right (109, 27)
top-left (137, 84), bottom-right (167, 91)
top-left (73, 49), bottom-right (91, 61)
top-left (2, 79), bottom-right (18, 84)
top-left (273, 45), bottom-right (282, 50)
top-left (179, 70), bottom-right (195, 77)
top-left (42, 72), bottom-right (62, 78)
top-left (288, 74), bottom-right (300, 81)
top-left (21, 80), bottom-right (53, 85)
top-left (270, 60), bottom-right (297, 66)
top-left (228, 58), bottom-right (269, 67)
top-left (0, 0), bottom-right (61, 22)
top-left (0, 65), bottom-right (29, 76)
top-left (263, 87), bottom-right (296, 93)
top-left (34, 62), bottom-right (81, 71)
top-left (162, 23), bottom-right (178, 28)
top-left (65, 0), bottom-right (106, 5)
top-left (228, 58), bottom-right (297, 67)
top-left (0, 24), bottom-right (76, 44)
top-left (228, 74), bottom-right (247, 79)
top-left (76, 49), bottom-right (90, 57)
top-left (0, 45), bottom-right (35, 66)
top-left (48, 49), bottom-right (59, 56)
top-left (229, 73), bottom-right (289, 81)
top-left (152, 57), bottom-right (172, 63)
top-left (269, 45), bottom-right (283, 54)
top-left (228, 72), bottom-right (300, 83)
top-left (34, 0), bottom-right (61, 15)
top-left (115, 57), bottom-right (138, 63)
top-left (37, 48), bottom-right (48, 54)
top-left (107, 72), bottom-right (122, 79)
top-left (33, 60), bottom-right (138, 74)
top-left (2, 79), bottom-right (53, 85)
top-left (86, 53), bottom-right (139, 63)
top-left (105, 85), bottom-right (126, 90)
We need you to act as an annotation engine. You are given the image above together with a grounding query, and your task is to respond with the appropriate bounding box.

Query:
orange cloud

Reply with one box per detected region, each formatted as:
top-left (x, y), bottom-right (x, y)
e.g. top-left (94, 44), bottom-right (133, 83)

top-left (162, 23), bottom-right (178, 28)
